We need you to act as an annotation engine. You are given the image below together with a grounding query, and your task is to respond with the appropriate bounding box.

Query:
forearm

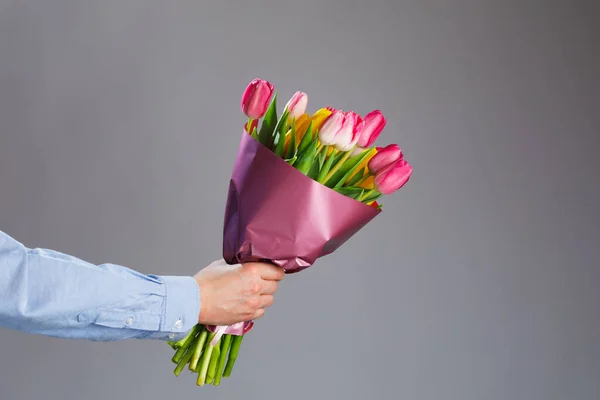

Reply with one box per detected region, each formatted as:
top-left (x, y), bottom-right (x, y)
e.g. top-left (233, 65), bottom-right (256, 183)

top-left (0, 230), bottom-right (199, 342)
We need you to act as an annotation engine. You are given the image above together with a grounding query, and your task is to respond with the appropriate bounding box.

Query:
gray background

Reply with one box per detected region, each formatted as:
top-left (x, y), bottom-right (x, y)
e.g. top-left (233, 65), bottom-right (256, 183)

top-left (0, 0), bottom-right (598, 399)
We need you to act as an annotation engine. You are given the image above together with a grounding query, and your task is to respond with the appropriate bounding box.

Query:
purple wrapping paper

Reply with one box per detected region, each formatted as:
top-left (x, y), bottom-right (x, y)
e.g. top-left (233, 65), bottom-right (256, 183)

top-left (223, 131), bottom-right (381, 272)
top-left (206, 132), bottom-right (381, 341)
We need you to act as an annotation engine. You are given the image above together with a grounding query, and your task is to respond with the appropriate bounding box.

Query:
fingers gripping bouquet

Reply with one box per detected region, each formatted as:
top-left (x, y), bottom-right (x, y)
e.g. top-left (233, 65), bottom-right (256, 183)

top-left (167, 79), bottom-right (412, 386)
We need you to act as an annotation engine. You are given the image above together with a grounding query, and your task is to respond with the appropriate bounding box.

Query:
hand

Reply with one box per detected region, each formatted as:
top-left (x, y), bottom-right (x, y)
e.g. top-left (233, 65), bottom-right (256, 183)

top-left (193, 259), bottom-right (284, 326)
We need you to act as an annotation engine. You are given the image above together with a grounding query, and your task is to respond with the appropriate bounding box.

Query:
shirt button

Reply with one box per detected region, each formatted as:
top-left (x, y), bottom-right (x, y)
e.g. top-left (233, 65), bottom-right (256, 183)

top-left (168, 333), bottom-right (176, 340)
top-left (174, 319), bottom-right (183, 329)
top-left (125, 317), bottom-right (134, 326)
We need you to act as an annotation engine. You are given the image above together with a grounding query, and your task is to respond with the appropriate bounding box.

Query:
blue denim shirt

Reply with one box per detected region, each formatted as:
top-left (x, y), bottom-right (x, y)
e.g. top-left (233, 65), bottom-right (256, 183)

top-left (0, 230), bottom-right (199, 342)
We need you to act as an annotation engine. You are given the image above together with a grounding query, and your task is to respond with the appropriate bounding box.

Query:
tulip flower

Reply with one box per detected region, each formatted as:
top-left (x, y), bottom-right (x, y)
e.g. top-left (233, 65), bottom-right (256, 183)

top-left (373, 158), bottom-right (412, 195)
top-left (241, 78), bottom-right (275, 119)
top-left (368, 144), bottom-right (403, 174)
top-left (357, 110), bottom-right (386, 148)
top-left (318, 110), bottom-right (345, 145)
top-left (334, 111), bottom-right (361, 152)
top-left (310, 108), bottom-right (333, 131)
top-left (285, 91), bottom-right (308, 120)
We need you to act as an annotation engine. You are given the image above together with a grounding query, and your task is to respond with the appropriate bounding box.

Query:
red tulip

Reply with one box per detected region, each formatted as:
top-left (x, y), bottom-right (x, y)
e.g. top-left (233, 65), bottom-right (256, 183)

top-left (241, 78), bottom-right (275, 119)
top-left (318, 110), bottom-right (345, 145)
top-left (357, 110), bottom-right (386, 148)
top-left (374, 158), bottom-right (412, 195)
top-left (285, 91), bottom-right (308, 119)
top-left (334, 111), bottom-right (361, 151)
top-left (368, 144), bottom-right (403, 174)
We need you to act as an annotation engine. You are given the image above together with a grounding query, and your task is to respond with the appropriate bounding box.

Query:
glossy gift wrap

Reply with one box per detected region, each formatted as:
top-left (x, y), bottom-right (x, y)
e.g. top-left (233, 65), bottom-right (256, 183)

top-left (222, 131), bottom-right (382, 273)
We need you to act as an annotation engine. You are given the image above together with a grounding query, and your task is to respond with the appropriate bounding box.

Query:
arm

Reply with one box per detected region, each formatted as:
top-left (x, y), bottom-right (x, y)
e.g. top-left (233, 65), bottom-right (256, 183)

top-left (0, 230), bottom-right (199, 342)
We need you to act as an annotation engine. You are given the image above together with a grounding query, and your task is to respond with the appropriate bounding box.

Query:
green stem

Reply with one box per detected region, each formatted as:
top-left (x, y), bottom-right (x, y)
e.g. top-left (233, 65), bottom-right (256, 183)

top-left (206, 342), bottom-right (221, 384)
top-left (223, 335), bottom-right (244, 377)
top-left (174, 324), bottom-right (198, 348)
top-left (214, 334), bottom-right (232, 386)
top-left (173, 342), bottom-right (195, 377)
top-left (171, 326), bottom-right (199, 363)
top-left (166, 341), bottom-right (178, 349)
top-left (189, 328), bottom-right (208, 371)
top-left (322, 149), bottom-right (353, 184)
top-left (196, 333), bottom-right (216, 386)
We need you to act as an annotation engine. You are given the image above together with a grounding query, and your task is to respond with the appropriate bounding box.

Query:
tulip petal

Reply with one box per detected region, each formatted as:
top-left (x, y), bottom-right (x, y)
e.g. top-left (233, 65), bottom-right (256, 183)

top-left (293, 114), bottom-right (311, 142)
top-left (311, 108), bottom-right (333, 130)
top-left (373, 159), bottom-right (412, 194)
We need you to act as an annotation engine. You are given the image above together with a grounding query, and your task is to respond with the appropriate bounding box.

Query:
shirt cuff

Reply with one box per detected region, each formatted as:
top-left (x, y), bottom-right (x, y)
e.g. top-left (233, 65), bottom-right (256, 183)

top-left (144, 275), bottom-right (200, 341)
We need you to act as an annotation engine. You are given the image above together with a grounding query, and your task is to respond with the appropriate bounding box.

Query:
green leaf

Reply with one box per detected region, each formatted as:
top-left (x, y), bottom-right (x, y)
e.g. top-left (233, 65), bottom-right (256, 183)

top-left (285, 155), bottom-right (298, 165)
top-left (294, 135), bottom-right (319, 175)
top-left (274, 131), bottom-right (286, 157)
top-left (334, 186), bottom-right (365, 200)
top-left (328, 148), bottom-right (376, 189)
top-left (250, 126), bottom-right (259, 140)
top-left (274, 109), bottom-right (290, 136)
top-left (272, 108), bottom-right (290, 156)
top-left (318, 150), bottom-right (338, 183)
top-left (297, 122), bottom-right (314, 154)
top-left (318, 146), bottom-right (328, 170)
top-left (285, 124), bottom-right (297, 160)
top-left (258, 93), bottom-right (278, 147)
top-left (307, 161), bottom-right (320, 180)
top-left (362, 189), bottom-right (382, 202)
top-left (346, 169), bottom-right (365, 187)
top-left (333, 151), bottom-right (345, 164)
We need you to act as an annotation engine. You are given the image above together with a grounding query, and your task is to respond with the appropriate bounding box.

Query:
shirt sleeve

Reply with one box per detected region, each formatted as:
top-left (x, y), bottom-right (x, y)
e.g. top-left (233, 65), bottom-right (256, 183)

top-left (0, 230), bottom-right (200, 342)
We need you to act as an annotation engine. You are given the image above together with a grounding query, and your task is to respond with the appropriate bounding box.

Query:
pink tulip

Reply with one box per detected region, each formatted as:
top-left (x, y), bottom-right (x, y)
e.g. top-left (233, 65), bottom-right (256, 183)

top-left (241, 78), bottom-right (275, 119)
top-left (318, 110), bottom-right (345, 145)
top-left (357, 110), bottom-right (386, 148)
top-left (374, 158), bottom-right (412, 195)
top-left (326, 106), bottom-right (337, 112)
top-left (285, 91), bottom-right (308, 119)
top-left (334, 111), bottom-right (362, 151)
top-left (368, 144), bottom-right (403, 174)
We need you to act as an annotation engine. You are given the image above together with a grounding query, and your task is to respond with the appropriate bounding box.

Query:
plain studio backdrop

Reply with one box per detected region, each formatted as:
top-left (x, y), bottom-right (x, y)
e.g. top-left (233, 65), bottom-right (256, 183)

top-left (0, 1), bottom-right (598, 399)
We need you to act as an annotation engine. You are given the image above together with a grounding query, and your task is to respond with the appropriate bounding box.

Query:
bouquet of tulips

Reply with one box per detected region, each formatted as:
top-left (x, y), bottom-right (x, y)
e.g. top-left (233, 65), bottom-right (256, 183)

top-left (166, 78), bottom-right (412, 387)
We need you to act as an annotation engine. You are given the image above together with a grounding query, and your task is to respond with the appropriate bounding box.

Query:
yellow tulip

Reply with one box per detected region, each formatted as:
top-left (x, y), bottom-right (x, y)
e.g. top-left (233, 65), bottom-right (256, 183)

top-left (293, 114), bottom-right (311, 141)
top-left (310, 108), bottom-right (333, 130)
top-left (283, 108), bottom-right (334, 157)
top-left (358, 175), bottom-right (375, 190)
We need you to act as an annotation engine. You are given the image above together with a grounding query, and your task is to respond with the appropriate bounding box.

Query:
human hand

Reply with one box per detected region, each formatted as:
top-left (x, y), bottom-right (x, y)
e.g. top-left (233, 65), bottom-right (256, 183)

top-left (193, 259), bottom-right (284, 326)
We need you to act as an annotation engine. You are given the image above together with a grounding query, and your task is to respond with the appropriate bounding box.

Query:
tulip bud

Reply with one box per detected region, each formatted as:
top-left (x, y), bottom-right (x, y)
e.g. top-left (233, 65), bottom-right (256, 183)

top-left (285, 91), bottom-right (308, 120)
top-left (326, 106), bottom-right (337, 112)
top-left (240, 78), bottom-right (275, 119)
top-left (374, 158), bottom-right (412, 195)
top-left (368, 144), bottom-right (402, 174)
top-left (334, 111), bottom-right (361, 152)
top-left (357, 110), bottom-right (386, 148)
top-left (318, 110), bottom-right (345, 145)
